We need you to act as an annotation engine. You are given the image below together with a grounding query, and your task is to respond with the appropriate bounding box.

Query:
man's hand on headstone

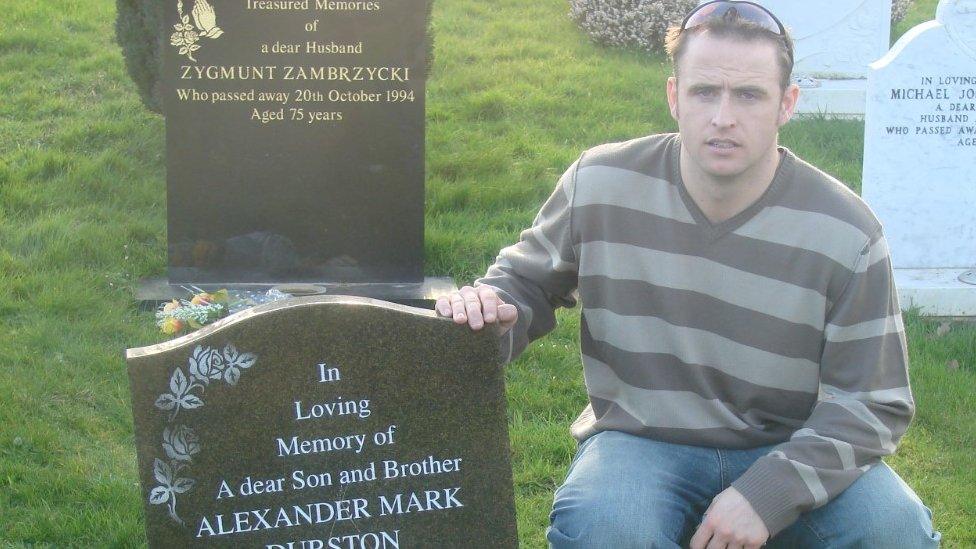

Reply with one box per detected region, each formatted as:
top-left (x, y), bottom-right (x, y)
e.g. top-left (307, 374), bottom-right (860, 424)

top-left (689, 486), bottom-right (769, 549)
top-left (435, 286), bottom-right (517, 334)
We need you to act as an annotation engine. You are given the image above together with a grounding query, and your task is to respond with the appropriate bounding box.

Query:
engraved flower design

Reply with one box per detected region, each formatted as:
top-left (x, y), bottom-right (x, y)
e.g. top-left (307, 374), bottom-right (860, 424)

top-left (171, 0), bottom-right (223, 62)
top-left (170, 17), bottom-right (201, 61)
top-left (149, 344), bottom-right (257, 525)
top-left (162, 425), bottom-right (200, 462)
top-left (188, 345), bottom-right (226, 385)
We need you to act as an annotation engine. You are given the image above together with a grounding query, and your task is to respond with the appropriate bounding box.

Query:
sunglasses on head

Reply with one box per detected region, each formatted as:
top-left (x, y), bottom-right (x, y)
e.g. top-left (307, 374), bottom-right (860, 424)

top-left (680, 1), bottom-right (787, 36)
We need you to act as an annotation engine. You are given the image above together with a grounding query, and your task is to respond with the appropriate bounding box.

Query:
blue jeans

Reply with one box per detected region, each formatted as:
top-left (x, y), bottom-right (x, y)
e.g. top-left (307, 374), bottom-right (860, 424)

top-left (547, 431), bottom-right (941, 548)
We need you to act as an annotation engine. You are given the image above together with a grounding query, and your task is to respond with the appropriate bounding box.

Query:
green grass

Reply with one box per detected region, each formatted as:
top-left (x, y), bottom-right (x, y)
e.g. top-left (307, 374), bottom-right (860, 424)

top-left (1, 0), bottom-right (973, 546)
top-left (894, 0), bottom-right (941, 43)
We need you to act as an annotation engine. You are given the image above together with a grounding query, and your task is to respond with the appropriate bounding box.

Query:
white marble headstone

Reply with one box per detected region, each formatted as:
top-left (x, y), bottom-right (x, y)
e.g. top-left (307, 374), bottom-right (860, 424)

top-left (700, 0), bottom-right (893, 115)
top-left (759, 0), bottom-right (892, 77)
top-left (863, 0), bottom-right (976, 268)
top-left (861, 0), bottom-right (976, 315)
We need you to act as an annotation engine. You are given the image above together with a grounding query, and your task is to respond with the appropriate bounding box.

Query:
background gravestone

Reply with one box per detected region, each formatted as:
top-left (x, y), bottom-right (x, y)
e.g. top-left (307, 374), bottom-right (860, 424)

top-left (861, 0), bottom-right (976, 316)
top-left (115, 1), bottom-right (435, 114)
top-left (127, 0), bottom-right (453, 306)
top-left (736, 0), bottom-right (893, 116)
top-left (165, 0), bottom-right (423, 284)
top-left (127, 296), bottom-right (517, 547)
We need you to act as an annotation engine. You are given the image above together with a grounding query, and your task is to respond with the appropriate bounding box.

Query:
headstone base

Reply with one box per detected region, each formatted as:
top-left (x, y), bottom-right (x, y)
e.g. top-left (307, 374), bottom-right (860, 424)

top-left (794, 79), bottom-right (866, 119)
top-left (895, 269), bottom-right (976, 317)
top-left (135, 276), bottom-right (458, 310)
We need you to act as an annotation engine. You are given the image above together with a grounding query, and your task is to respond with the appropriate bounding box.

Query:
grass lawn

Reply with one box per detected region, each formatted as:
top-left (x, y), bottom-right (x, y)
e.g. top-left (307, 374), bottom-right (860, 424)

top-left (1, 0), bottom-right (973, 546)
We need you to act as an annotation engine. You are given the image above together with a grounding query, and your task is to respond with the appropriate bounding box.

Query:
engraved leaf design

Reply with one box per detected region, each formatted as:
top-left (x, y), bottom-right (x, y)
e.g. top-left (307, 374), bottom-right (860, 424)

top-left (222, 343), bottom-right (239, 362)
top-left (180, 394), bottom-right (203, 409)
top-left (154, 393), bottom-right (177, 411)
top-left (153, 458), bottom-right (173, 485)
top-left (222, 344), bottom-right (256, 385)
top-left (149, 486), bottom-right (171, 504)
top-left (170, 368), bottom-right (189, 396)
top-left (223, 344), bottom-right (256, 370)
top-left (237, 353), bottom-right (256, 369)
top-left (155, 368), bottom-right (203, 417)
top-left (149, 459), bottom-right (177, 509)
top-left (224, 366), bottom-right (241, 386)
top-left (173, 478), bottom-right (195, 494)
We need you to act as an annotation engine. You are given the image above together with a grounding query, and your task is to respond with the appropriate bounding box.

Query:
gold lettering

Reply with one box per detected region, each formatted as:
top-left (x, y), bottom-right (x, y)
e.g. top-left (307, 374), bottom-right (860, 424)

top-left (314, 0), bottom-right (381, 10)
top-left (179, 66), bottom-right (277, 80)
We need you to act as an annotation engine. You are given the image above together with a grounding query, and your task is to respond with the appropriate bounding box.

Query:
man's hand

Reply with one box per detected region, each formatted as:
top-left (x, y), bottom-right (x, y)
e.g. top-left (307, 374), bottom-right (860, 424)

top-left (435, 285), bottom-right (518, 334)
top-left (690, 486), bottom-right (769, 549)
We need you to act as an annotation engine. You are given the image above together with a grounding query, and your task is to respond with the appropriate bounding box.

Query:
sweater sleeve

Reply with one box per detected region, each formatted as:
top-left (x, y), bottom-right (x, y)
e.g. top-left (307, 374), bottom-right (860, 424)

top-left (731, 228), bottom-right (915, 537)
top-left (473, 155), bottom-right (583, 365)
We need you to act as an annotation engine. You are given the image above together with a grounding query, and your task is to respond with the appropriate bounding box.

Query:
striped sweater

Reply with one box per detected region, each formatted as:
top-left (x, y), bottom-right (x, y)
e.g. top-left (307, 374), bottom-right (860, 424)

top-left (474, 133), bottom-right (914, 537)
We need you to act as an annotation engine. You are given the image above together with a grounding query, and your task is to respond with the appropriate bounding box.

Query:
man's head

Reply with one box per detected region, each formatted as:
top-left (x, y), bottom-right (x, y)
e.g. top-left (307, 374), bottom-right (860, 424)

top-left (664, 1), bottom-right (800, 183)
top-left (666, 1), bottom-right (795, 91)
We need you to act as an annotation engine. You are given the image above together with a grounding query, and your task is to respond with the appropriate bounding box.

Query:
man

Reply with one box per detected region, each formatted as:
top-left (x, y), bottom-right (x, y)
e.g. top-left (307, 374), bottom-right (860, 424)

top-left (435, 2), bottom-right (941, 547)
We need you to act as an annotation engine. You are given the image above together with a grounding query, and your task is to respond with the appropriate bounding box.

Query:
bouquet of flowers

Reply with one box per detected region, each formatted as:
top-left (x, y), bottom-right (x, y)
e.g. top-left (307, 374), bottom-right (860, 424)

top-left (154, 288), bottom-right (294, 336)
top-left (155, 290), bottom-right (231, 335)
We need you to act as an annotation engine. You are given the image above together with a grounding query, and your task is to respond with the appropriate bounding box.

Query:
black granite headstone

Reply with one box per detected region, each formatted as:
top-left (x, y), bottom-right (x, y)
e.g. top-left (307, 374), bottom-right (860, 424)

top-left (163, 0), bottom-right (427, 284)
top-left (127, 296), bottom-right (517, 548)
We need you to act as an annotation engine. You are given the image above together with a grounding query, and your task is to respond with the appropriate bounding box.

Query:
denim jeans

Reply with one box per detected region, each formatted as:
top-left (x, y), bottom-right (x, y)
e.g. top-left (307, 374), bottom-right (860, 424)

top-left (547, 430), bottom-right (941, 548)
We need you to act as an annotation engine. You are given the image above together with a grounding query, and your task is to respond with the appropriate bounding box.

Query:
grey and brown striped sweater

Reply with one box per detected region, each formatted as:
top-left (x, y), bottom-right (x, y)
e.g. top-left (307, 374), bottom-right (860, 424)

top-left (474, 133), bottom-right (914, 537)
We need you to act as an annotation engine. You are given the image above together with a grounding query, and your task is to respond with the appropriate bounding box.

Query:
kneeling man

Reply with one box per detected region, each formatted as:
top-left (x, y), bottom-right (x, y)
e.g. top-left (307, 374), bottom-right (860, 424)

top-left (437, 2), bottom-right (941, 547)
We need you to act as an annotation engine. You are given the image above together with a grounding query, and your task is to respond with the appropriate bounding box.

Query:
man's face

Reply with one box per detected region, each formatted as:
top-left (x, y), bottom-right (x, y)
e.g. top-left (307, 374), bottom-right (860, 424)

top-left (666, 33), bottom-right (799, 183)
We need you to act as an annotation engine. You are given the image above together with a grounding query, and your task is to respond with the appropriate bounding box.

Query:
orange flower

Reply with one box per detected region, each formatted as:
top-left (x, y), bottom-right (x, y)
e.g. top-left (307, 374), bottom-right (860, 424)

top-left (162, 299), bottom-right (181, 312)
top-left (161, 317), bottom-right (185, 335)
top-left (190, 293), bottom-right (213, 306)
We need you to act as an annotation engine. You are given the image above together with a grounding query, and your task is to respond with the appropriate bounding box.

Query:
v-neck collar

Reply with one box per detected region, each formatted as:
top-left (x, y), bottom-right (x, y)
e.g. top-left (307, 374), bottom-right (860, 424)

top-left (668, 134), bottom-right (795, 242)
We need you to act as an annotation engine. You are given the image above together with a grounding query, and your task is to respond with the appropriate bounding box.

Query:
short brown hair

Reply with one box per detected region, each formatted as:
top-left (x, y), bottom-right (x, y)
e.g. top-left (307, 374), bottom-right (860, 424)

top-left (664, 19), bottom-right (795, 90)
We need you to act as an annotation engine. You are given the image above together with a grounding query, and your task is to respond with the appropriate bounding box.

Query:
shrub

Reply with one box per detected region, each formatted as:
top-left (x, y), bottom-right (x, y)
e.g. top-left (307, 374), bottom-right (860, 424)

top-left (115, 1), bottom-right (435, 115)
top-left (568, 0), bottom-right (697, 53)
top-left (891, 0), bottom-right (914, 24)
top-left (569, 0), bottom-right (917, 54)
top-left (116, 0), bottom-right (166, 113)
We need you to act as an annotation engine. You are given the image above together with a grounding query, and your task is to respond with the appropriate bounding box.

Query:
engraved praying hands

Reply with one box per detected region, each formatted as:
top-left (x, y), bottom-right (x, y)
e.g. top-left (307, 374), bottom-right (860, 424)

top-left (171, 0), bottom-right (224, 61)
top-left (191, 0), bottom-right (223, 39)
